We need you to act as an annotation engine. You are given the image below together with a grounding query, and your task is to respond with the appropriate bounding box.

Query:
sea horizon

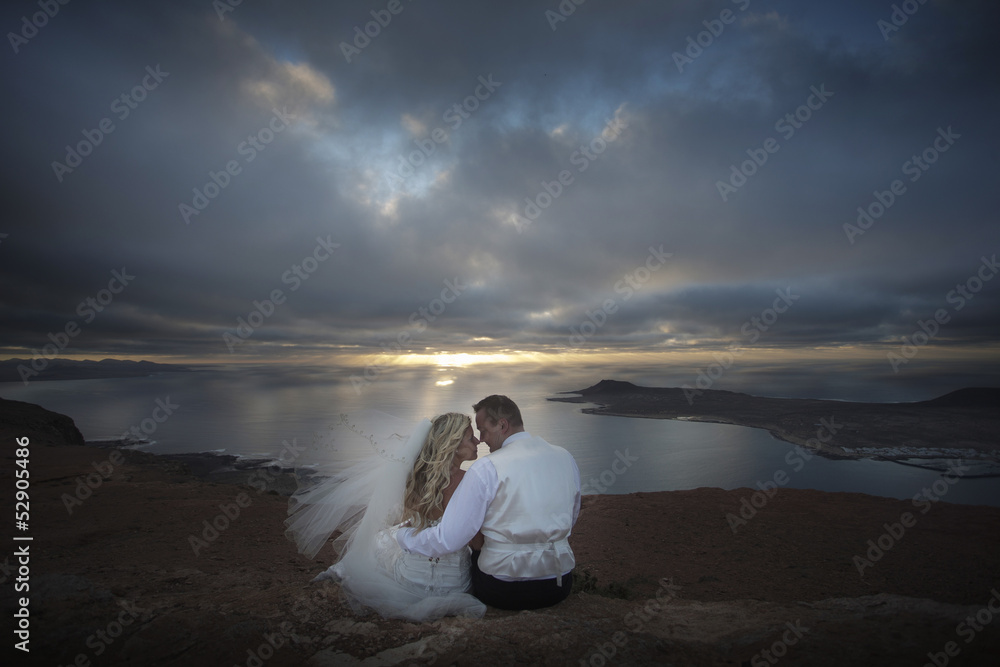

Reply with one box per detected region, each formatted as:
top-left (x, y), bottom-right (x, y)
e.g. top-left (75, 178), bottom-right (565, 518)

top-left (3, 361), bottom-right (999, 508)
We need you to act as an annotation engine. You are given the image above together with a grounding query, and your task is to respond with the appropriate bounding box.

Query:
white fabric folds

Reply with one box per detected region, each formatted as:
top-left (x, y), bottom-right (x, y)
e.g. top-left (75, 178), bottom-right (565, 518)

top-left (285, 410), bottom-right (485, 621)
top-left (477, 434), bottom-right (578, 580)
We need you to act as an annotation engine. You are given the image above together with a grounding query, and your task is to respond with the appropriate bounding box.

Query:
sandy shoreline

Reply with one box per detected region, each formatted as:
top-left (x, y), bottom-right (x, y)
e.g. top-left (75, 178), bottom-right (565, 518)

top-left (3, 397), bottom-right (1000, 665)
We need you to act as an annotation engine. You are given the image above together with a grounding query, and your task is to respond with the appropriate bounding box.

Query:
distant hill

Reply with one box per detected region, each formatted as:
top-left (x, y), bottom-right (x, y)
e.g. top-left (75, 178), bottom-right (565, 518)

top-left (568, 380), bottom-right (997, 407)
top-left (568, 379), bottom-right (746, 398)
top-left (574, 379), bottom-right (642, 394)
top-left (551, 379), bottom-right (1000, 464)
top-left (0, 358), bottom-right (192, 384)
top-left (916, 387), bottom-right (1000, 408)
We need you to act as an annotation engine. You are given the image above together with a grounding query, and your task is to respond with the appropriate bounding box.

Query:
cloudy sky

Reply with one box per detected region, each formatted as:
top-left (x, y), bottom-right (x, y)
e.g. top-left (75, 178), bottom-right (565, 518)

top-left (1, 0), bottom-right (998, 376)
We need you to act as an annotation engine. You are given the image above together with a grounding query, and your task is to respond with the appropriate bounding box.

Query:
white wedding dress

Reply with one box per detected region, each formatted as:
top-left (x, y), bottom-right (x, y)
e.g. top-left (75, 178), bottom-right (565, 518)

top-left (285, 411), bottom-right (485, 621)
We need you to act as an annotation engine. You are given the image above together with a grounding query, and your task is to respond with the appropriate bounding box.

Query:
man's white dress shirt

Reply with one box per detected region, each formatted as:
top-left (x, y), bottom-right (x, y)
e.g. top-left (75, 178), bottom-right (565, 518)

top-left (396, 431), bottom-right (581, 580)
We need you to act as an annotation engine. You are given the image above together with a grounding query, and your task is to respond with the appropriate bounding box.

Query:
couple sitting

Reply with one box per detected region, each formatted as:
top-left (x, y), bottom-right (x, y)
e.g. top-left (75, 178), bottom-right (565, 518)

top-left (285, 395), bottom-right (581, 621)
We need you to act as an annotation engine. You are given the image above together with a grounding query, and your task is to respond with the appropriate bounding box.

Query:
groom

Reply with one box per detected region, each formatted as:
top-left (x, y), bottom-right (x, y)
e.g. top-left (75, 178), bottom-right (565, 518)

top-left (396, 394), bottom-right (580, 610)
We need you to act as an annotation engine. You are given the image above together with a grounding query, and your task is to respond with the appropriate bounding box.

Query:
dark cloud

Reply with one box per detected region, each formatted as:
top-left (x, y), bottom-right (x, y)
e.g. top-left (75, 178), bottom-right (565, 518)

top-left (1, 0), bottom-right (997, 366)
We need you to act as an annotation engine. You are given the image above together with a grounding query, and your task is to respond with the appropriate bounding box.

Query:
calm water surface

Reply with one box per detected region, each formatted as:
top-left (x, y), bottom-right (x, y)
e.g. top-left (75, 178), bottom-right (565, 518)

top-left (2, 363), bottom-right (998, 507)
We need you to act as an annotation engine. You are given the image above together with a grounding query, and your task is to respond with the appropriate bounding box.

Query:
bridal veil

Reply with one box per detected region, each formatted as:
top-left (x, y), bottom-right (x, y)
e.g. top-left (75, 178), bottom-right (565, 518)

top-left (285, 410), bottom-right (485, 621)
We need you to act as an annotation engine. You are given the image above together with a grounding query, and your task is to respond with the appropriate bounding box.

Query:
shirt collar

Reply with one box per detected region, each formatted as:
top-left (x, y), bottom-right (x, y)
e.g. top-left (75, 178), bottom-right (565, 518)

top-left (501, 431), bottom-right (531, 448)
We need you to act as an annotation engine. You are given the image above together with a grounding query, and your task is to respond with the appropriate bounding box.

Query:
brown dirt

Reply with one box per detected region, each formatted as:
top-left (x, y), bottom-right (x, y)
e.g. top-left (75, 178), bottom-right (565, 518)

top-left (2, 399), bottom-right (999, 666)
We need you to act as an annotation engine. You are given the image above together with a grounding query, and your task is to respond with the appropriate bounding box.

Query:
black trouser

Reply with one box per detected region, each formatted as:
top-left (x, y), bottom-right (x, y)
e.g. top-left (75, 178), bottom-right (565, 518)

top-left (470, 550), bottom-right (573, 610)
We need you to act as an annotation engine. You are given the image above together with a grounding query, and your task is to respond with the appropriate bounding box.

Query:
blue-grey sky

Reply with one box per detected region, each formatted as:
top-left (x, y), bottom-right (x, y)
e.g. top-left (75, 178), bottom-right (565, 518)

top-left (1, 0), bottom-right (997, 371)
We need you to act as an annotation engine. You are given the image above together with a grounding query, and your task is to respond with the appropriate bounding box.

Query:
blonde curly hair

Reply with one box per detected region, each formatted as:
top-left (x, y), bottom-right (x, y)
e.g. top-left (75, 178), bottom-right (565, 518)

top-left (400, 412), bottom-right (470, 531)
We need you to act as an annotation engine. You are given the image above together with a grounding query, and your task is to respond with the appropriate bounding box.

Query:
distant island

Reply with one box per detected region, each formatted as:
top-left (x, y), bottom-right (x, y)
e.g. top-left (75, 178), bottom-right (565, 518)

top-left (550, 380), bottom-right (1000, 474)
top-left (0, 357), bottom-right (192, 383)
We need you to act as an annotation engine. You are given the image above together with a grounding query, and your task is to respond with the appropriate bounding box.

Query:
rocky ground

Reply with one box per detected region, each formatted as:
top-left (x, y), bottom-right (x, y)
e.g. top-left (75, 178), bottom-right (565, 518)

top-left (2, 397), bottom-right (999, 666)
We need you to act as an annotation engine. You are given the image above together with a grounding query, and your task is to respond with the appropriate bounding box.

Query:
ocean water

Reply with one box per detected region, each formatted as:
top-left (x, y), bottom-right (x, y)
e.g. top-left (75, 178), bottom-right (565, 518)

top-left (2, 362), bottom-right (998, 507)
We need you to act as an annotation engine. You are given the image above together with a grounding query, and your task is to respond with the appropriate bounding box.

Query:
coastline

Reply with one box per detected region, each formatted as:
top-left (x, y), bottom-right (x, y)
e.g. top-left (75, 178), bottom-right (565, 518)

top-left (3, 397), bottom-right (1000, 665)
top-left (549, 381), bottom-right (1000, 475)
top-left (84, 437), bottom-right (304, 496)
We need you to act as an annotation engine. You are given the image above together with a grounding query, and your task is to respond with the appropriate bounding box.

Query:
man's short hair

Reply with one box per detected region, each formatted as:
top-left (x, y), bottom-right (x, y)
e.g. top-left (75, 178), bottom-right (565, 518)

top-left (472, 395), bottom-right (523, 428)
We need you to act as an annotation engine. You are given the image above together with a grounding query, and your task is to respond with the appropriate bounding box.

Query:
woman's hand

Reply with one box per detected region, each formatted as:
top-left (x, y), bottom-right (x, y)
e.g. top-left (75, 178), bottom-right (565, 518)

top-left (468, 530), bottom-right (485, 551)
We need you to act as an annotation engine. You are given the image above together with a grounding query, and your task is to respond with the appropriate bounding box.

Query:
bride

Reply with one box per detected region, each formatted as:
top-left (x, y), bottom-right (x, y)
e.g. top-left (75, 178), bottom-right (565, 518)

top-left (284, 411), bottom-right (486, 621)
